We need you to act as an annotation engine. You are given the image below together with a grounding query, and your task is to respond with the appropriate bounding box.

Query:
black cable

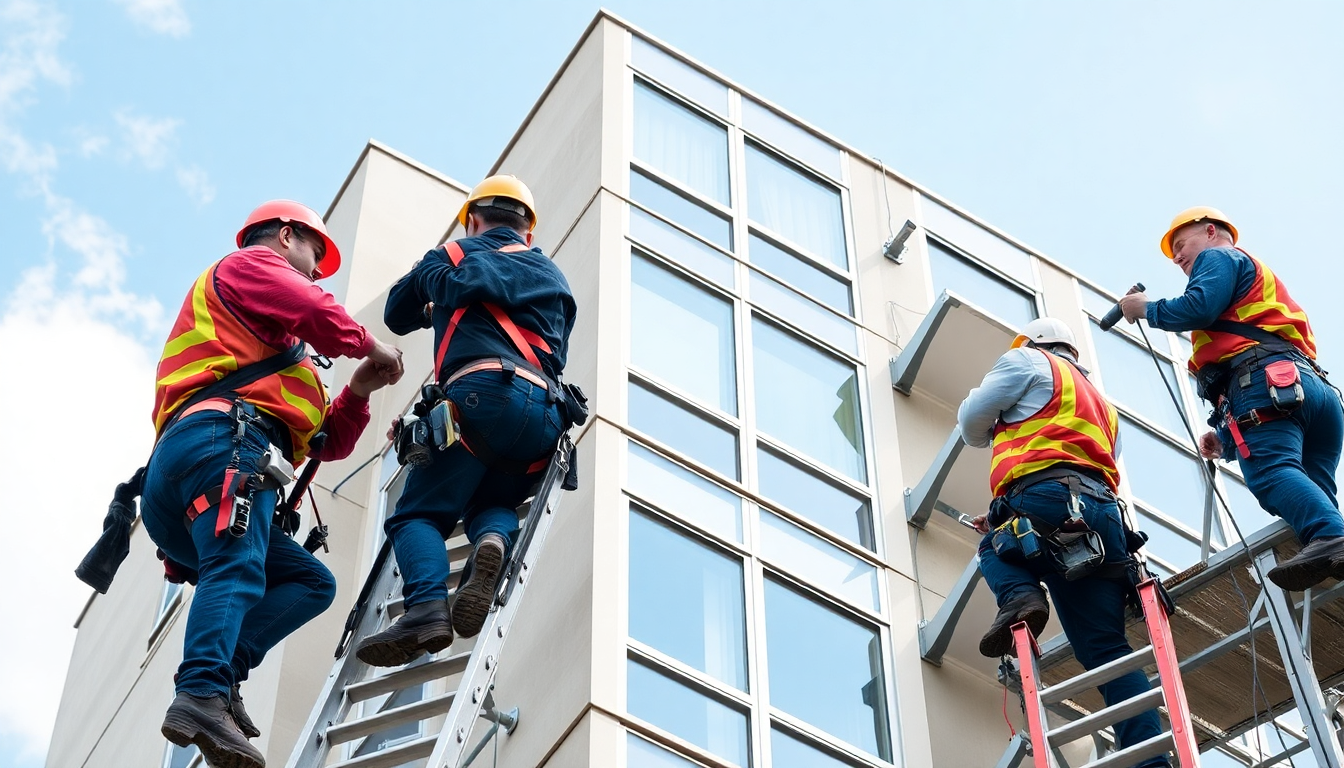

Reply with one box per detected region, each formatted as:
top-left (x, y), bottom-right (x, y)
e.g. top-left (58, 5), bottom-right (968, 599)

top-left (329, 447), bottom-right (387, 497)
top-left (1131, 320), bottom-right (1295, 767)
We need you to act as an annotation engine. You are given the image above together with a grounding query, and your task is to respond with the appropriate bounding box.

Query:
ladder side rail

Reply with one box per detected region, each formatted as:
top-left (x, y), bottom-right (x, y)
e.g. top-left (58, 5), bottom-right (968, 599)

top-left (288, 539), bottom-right (403, 768)
top-left (425, 435), bottom-right (573, 768)
top-left (1254, 549), bottom-right (1344, 768)
top-left (1013, 622), bottom-right (1058, 768)
top-left (1138, 578), bottom-right (1199, 767)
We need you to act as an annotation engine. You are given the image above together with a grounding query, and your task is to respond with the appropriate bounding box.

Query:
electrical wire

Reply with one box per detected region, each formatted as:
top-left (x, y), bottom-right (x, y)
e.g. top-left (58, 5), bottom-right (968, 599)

top-left (1132, 320), bottom-right (1297, 767)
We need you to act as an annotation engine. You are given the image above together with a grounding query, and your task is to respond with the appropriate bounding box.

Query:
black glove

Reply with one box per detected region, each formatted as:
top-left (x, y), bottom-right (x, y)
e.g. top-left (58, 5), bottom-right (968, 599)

top-left (75, 467), bottom-right (146, 594)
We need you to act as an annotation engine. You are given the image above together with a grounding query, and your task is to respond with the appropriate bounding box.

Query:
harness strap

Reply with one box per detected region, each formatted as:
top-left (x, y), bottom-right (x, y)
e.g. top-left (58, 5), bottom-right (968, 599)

top-left (433, 241), bottom-right (552, 378)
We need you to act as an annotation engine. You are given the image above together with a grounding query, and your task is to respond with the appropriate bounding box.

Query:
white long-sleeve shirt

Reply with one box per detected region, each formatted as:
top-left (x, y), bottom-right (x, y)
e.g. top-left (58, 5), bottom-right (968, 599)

top-left (957, 347), bottom-right (1120, 455)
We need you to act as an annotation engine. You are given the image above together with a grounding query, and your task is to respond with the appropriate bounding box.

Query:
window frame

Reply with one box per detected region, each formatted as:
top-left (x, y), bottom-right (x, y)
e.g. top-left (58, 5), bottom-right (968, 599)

top-left (923, 234), bottom-right (1042, 326)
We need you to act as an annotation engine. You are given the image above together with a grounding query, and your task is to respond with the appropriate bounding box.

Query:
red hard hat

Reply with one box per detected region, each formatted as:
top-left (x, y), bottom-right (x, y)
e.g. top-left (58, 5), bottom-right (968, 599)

top-left (236, 200), bottom-right (342, 277)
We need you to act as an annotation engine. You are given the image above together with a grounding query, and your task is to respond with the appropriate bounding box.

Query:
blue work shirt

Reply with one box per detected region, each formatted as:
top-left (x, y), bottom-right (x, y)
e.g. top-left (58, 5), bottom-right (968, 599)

top-left (385, 227), bottom-right (577, 381)
top-left (1144, 247), bottom-right (1257, 333)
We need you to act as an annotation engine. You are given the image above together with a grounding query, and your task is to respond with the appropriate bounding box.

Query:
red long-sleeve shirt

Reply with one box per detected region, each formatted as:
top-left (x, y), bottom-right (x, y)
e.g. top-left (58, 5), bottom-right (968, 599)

top-left (214, 246), bottom-right (374, 461)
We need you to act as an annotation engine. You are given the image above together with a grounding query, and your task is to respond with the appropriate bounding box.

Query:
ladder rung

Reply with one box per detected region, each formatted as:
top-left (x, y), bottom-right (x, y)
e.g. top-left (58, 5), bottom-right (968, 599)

top-left (327, 733), bottom-right (438, 768)
top-left (325, 690), bottom-right (457, 747)
top-left (1048, 687), bottom-right (1165, 746)
top-left (1041, 646), bottom-right (1155, 706)
top-left (1081, 731), bottom-right (1175, 768)
top-left (345, 651), bottom-right (473, 704)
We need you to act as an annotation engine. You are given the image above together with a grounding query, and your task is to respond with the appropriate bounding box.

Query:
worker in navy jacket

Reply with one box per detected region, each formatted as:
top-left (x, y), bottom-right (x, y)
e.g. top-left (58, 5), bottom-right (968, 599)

top-left (358, 175), bottom-right (577, 667)
top-left (1120, 207), bottom-right (1342, 592)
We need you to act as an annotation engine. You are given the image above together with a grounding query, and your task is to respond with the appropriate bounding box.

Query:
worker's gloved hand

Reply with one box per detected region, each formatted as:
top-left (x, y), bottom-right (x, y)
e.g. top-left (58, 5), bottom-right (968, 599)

top-left (1198, 430), bottom-right (1224, 460)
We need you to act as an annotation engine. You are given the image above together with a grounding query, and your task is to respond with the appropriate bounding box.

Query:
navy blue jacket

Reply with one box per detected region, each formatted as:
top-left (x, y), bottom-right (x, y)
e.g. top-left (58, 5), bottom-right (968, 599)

top-left (385, 227), bottom-right (576, 381)
top-left (1145, 247), bottom-right (1258, 332)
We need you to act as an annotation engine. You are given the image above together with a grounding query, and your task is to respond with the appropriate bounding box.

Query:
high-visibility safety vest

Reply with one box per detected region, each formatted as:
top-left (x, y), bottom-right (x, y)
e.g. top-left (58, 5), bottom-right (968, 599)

top-left (1189, 251), bottom-right (1316, 371)
top-left (152, 258), bottom-right (329, 463)
top-left (989, 352), bottom-right (1120, 498)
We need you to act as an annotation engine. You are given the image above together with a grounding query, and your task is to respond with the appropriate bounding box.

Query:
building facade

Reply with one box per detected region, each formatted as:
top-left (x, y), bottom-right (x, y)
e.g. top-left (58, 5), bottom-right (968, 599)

top-left (48, 12), bottom-right (1301, 768)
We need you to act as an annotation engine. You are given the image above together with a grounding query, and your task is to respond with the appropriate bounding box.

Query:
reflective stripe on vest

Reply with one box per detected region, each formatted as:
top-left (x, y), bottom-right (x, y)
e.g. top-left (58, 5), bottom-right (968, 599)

top-left (988, 352), bottom-right (1120, 498)
top-left (432, 240), bottom-right (553, 378)
top-left (152, 259), bottom-right (330, 462)
top-left (1189, 251), bottom-right (1317, 371)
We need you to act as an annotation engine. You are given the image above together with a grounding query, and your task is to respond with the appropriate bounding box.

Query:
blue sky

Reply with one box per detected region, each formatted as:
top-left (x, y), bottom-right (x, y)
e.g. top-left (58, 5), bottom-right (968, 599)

top-left (1, 1), bottom-right (1340, 766)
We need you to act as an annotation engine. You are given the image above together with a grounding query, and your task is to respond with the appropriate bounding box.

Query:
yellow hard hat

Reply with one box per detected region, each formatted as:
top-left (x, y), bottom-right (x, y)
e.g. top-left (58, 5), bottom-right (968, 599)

top-left (1160, 206), bottom-right (1237, 259)
top-left (457, 174), bottom-right (538, 232)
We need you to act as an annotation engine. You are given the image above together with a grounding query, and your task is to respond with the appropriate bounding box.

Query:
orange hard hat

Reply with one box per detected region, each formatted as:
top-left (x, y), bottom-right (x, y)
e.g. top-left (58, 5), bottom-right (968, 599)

top-left (1159, 206), bottom-right (1237, 260)
top-left (236, 200), bottom-right (342, 277)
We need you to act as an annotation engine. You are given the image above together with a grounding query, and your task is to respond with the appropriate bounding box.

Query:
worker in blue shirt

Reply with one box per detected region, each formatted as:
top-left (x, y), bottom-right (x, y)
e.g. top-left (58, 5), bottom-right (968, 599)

top-left (358, 176), bottom-right (578, 667)
top-left (1119, 206), bottom-right (1343, 591)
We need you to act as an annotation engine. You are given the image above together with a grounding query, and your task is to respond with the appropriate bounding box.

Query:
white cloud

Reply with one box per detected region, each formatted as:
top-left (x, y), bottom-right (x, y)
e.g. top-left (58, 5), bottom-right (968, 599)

top-left (176, 162), bottom-right (214, 204)
top-left (111, 0), bottom-right (190, 38)
top-left (0, 0), bottom-right (71, 110)
top-left (115, 109), bottom-right (179, 169)
top-left (76, 131), bottom-right (108, 157)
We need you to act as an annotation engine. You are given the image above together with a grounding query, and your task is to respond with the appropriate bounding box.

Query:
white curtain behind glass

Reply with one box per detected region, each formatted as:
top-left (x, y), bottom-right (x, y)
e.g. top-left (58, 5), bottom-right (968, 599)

top-left (634, 82), bottom-right (730, 206)
top-left (746, 145), bottom-right (847, 270)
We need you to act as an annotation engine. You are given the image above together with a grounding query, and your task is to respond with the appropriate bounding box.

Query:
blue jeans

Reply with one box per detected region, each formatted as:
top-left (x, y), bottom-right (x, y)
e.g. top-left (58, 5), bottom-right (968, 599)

top-left (141, 411), bottom-right (337, 698)
top-left (978, 481), bottom-right (1168, 768)
top-left (386, 371), bottom-right (564, 607)
top-left (1226, 355), bottom-right (1344, 543)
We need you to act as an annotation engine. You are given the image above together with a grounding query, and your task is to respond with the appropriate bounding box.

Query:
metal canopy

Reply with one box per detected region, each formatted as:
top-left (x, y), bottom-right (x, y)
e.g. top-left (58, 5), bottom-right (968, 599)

top-left (890, 289), bottom-right (1018, 401)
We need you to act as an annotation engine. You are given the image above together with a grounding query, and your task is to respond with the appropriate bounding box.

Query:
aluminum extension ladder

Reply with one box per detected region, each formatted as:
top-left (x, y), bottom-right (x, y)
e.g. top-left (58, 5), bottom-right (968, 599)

top-left (286, 433), bottom-right (574, 768)
top-left (1013, 579), bottom-right (1200, 768)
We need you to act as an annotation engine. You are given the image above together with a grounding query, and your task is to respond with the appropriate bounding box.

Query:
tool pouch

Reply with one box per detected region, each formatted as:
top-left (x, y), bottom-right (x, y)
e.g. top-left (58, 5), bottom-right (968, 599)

top-left (1051, 530), bottom-right (1105, 581)
top-left (991, 517), bottom-right (1044, 564)
top-left (1265, 359), bottom-right (1304, 414)
top-left (559, 382), bottom-right (589, 429)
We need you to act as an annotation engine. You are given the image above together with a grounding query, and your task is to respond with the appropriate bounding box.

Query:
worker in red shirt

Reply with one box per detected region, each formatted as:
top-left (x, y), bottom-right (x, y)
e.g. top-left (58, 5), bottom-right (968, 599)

top-left (141, 201), bottom-right (403, 768)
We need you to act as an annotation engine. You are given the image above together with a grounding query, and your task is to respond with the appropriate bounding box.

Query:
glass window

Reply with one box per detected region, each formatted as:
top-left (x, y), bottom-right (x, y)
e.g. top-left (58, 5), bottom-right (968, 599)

top-left (927, 239), bottom-right (1037, 329)
top-left (745, 144), bottom-right (847, 270)
top-left (752, 319), bottom-right (866, 482)
top-left (922, 197), bottom-right (1035, 286)
top-left (1222, 474), bottom-right (1275, 537)
top-left (631, 37), bottom-right (729, 117)
top-left (632, 253), bottom-right (737, 414)
top-left (758, 447), bottom-right (873, 549)
top-left (627, 658), bottom-right (750, 767)
top-left (1091, 321), bottom-right (1189, 436)
top-left (629, 379), bottom-right (740, 480)
top-left (632, 169), bottom-right (733, 251)
top-left (155, 581), bottom-right (184, 626)
top-left (749, 270), bottom-right (856, 355)
top-left (627, 734), bottom-right (705, 768)
top-left (761, 511), bottom-right (878, 612)
top-left (1080, 283), bottom-right (1117, 319)
top-left (741, 98), bottom-right (843, 180)
top-left (635, 81), bottom-right (730, 205)
top-left (163, 742), bottom-right (201, 768)
top-left (763, 580), bottom-right (890, 760)
top-left (1120, 417), bottom-right (1207, 531)
top-left (1136, 510), bottom-right (1202, 570)
top-left (628, 442), bottom-right (742, 543)
top-left (1173, 333), bottom-right (1193, 362)
top-left (631, 207), bottom-right (734, 289)
top-left (771, 727), bottom-right (862, 768)
top-left (748, 233), bottom-right (851, 315)
top-left (629, 510), bottom-right (748, 690)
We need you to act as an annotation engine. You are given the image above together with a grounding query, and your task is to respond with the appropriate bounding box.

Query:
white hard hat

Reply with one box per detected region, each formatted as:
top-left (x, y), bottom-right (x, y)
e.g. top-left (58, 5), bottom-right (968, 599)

top-left (1011, 317), bottom-right (1078, 354)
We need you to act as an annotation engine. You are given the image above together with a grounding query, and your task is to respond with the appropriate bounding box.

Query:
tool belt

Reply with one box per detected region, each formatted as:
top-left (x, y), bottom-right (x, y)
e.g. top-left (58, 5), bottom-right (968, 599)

top-left (182, 400), bottom-right (295, 540)
top-left (1216, 356), bottom-right (1309, 459)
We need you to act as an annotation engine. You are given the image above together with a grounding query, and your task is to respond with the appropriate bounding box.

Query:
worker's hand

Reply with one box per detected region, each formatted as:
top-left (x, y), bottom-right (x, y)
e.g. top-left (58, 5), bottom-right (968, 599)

top-left (1199, 430), bottom-right (1224, 460)
top-left (423, 302), bottom-right (434, 322)
top-left (387, 418), bottom-right (399, 442)
top-left (367, 338), bottom-right (404, 378)
top-left (1118, 291), bottom-right (1149, 324)
top-left (970, 514), bottom-right (991, 534)
top-left (348, 358), bottom-right (399, 398)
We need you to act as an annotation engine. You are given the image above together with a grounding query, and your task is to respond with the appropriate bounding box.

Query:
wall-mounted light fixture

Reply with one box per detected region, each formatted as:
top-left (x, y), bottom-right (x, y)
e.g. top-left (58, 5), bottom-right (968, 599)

top-left (883, 219), bottom-right (917, 264)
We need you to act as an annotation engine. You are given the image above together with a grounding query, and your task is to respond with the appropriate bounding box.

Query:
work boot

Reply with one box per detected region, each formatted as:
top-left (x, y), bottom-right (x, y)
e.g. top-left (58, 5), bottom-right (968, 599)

top-left (356, 598), bottom-right (452, 667)
top-left (979, 590), bottom-right (1050, 658)
top-left (1266, 536), bottom-right (1344, 592)
top-left (229, 684), bottom-right (260, 740)
top-left (452, 533), bottom-right (507, 638)
top-left (161, 692), bottom-right (266, 768)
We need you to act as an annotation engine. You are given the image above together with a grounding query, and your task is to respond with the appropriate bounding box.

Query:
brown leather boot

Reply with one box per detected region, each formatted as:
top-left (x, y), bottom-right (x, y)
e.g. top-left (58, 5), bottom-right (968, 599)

top-left (356, 598), bottom-right (452, 667)
top-left (161, 692), bottom-right (266, 768)
top-left (452, 533), bottom-right (507, 638)
top-left (979, 590), bottom-right (1050, 658)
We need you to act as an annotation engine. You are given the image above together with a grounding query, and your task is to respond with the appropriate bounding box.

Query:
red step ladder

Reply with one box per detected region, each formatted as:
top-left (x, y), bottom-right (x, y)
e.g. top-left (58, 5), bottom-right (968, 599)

top-left (1013, 579), bottom-right (1200, 768)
